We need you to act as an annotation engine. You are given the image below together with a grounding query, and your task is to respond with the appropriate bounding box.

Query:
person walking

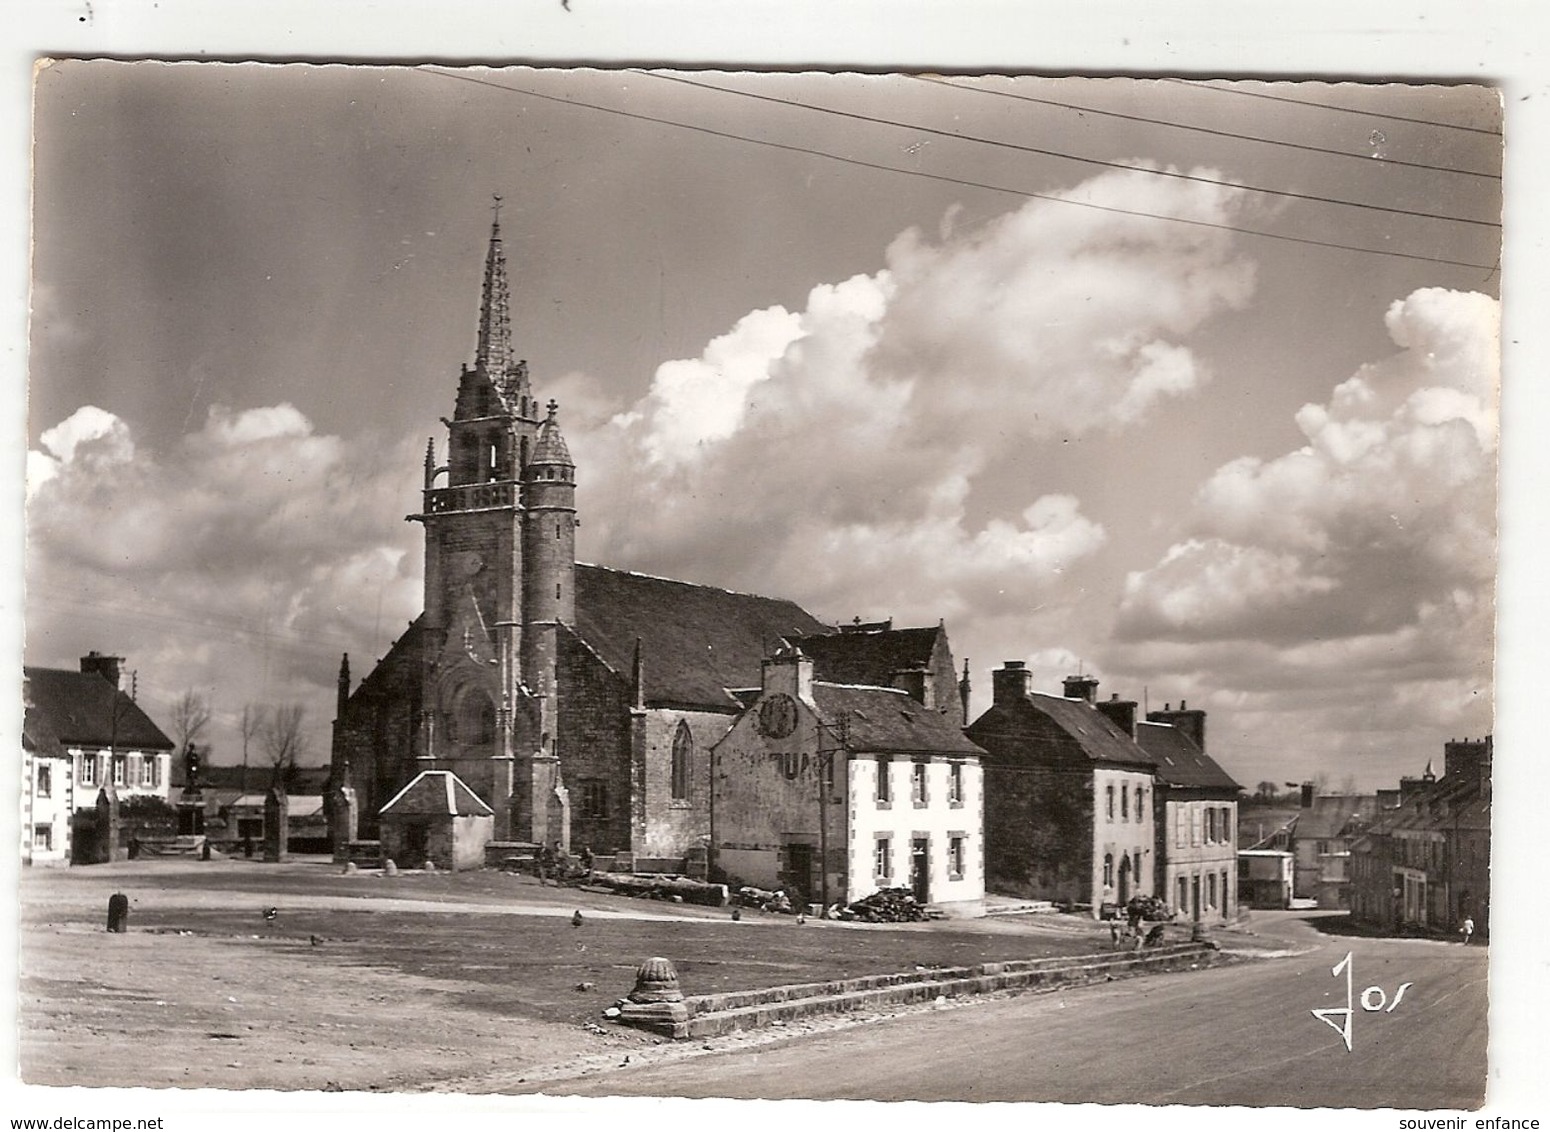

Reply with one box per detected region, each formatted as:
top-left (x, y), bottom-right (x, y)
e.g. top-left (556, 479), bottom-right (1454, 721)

top-left (1459, 915), bottom-right (1475, 945)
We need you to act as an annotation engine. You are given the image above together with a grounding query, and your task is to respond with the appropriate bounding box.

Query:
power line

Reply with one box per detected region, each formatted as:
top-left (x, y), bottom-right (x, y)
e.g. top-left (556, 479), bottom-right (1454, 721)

top-left (635, 70), bottom-right (1498, 231)
top-left (422, 68), bottom-right (1497, 273)
top-left (1160, 78), bottom-right (1503, 137)
top-left (911, 75), bottom-right (1500, 182)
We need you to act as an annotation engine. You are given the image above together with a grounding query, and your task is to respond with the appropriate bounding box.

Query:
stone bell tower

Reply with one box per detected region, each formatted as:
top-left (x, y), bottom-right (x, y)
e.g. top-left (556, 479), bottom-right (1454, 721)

top-left (408, 200), bottom-right (574, 843)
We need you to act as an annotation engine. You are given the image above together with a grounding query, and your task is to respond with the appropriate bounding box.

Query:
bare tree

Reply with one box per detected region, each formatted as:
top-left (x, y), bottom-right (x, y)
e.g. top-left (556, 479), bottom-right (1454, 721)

top-left (170, 689), bottom-right (212, 755)
top-left (260, 704), bottom-right (308, 789)
top-left (239, 703), bottom-right (267, 794)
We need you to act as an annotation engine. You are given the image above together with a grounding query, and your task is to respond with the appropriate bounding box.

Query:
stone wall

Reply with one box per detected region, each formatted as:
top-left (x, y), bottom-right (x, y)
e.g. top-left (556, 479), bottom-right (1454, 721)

top-left (981, 760), bottom-right (1094, 904)
top-left (556, 630), bottom-right (634, 854)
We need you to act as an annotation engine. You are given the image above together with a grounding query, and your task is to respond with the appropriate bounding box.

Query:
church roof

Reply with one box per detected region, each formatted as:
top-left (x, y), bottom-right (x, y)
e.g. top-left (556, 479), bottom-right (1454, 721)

top-left (379, 770), bottom-right (494, 817)
top-left (1135, 721), bottom-right (1241, 792)
top-left (22, 667), bottom-right (175, 752)
top-left (572, 564), bottom-right (832, 711)
top-left (531, 409), bottom-right (572, 465)
top-left (812, 683), bottom-right (982, 757)
top-left (788, 625), bottom-right (945, 686)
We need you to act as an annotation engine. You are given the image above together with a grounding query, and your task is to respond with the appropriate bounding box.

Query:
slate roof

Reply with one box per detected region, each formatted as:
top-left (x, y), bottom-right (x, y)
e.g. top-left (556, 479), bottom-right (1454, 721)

top-left (22, 703), bottom-right (64, 758)
top-left (811, 683), bottom-right (983, 757)
top-left (970, 692), bottom-right (1155, 770)
top-left (571, 564), bottom-right (833, 710)
top-left (22, 667), bottom-right (175, 751)
top-left (1293, 795), bottom-right (1381, 841)
top-left (1135, 720), bottom-right (1241, 792)
top-left (788, 626), bottom-right (943, 686)
top-left (379, 770), bottom-right (494, 817)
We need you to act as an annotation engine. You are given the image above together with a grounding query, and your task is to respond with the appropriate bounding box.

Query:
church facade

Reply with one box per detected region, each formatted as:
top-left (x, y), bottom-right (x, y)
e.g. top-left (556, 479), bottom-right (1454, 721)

top-left (330, 217), bottom-right (971, 867)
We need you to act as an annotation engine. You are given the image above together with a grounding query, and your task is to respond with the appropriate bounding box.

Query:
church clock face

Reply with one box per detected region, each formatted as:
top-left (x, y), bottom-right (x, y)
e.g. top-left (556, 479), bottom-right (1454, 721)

top-left (757, 693), bottom-right (798, 739)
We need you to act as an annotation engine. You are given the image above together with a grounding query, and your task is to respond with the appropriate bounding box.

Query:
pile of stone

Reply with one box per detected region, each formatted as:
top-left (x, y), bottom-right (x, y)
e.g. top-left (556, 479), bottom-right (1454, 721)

top-left (732, 886), bottom-right (798, 913)
top-left (586, 872), bottom-right (729, 907)
top-left (837, 887), bottom-right (930, 923)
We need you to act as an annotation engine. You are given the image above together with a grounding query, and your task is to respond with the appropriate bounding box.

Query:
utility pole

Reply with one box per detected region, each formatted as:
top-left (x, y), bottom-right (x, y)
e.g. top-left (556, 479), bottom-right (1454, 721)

top-left (815, 714), bottom-right (849, 918)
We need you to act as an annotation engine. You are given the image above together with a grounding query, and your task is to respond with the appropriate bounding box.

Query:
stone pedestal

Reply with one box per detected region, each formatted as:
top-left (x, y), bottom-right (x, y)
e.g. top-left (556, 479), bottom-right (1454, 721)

top-left (94, 786), bottom-right (120, 864)
top-left (327, 782), bottom-right (358, 864)
top-left (176, 789), bottom-right (205, 836)
top-left (610, 956), bottom-right (690, 1039)
top-left (263, 786), bottom-right (289, 863)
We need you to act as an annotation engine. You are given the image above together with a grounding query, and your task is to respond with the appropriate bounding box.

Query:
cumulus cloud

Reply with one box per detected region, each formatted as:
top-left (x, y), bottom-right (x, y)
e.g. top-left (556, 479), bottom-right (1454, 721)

top-left (26, 403), bottom-right (425, 760)
top-left (1111, 288), bottom-right (1498, 781)
top-left (571, 167), bottom-right (1256, 649)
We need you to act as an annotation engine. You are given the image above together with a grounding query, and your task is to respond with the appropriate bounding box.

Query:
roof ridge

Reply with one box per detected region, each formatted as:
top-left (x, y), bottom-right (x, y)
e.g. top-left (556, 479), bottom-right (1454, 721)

top-left (576, 561), bottom-right (831, 610)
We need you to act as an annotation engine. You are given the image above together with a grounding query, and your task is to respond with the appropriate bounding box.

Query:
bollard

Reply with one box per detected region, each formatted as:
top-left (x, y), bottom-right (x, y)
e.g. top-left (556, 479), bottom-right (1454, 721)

top-left (106, 893), bottom-right (129, 933)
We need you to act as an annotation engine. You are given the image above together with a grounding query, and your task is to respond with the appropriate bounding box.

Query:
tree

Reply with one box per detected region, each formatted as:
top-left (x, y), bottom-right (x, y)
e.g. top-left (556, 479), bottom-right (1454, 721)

top-left (171, 689), bottom-right (212, 755)
top-left (239, 704), bottom-right (267, 794)
top-left (259, 704), bottom-right (308, 788)
top-left (1255, 780), bottom-right (1280, 803)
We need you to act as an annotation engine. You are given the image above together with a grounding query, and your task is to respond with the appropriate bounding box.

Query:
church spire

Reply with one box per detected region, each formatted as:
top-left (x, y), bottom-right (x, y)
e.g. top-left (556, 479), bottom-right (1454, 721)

top-left (476, 196), bottom-right (516, 378)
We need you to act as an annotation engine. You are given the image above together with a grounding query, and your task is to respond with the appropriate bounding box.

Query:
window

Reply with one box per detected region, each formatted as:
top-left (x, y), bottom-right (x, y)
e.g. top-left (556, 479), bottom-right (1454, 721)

top-left (1103, 853), bottom-right (1114, 888)
top-left (949, 835), bottom-right (966, 880)
top-left (1175, 806), bottom-right (1186, 848)
top-left (112, 755), bottom-right (126, 787)
top-left (1221, 870), bottom-right (1230, 912)
top-left (876, 756), bottom-right (892, 804)
top-left (1208, 872), bottom-right (1218, 909)
top-left (579, 779), bottom-right (609, 820)
top-left (1137, 786), bottom-right (1146, 816)
top-left (78, 753), bottom-right (95, 787)
top-left (36, 764), bottom-right (51, 798)
top-left (1205, 808), bottom-right (1216, 843)
top-left (948, 761), bottom-right (964, 806)
top-left (1178, 875), bottom-right (1189, 910)
top-left (141, 756), bottom-right (159, 788)
top-left (1221, 807), bottom-right (1232, 845)
top-left (874, 836), bottom-right (893, 880)
top-left (1190, 806), bottom-right (1201, 846)
top-left (911, 760), bottom-right (929, 807)
top-left (33, 824), bottom-right (52, 851)
top-left (670, 722), bottom-right (693, 801)
top-left (1106, 784), bottom-right (1115, 821)
top-left (453, 691), bottom-right (496, 745)
top-left (1121, 783), bottom-right (1129, 820)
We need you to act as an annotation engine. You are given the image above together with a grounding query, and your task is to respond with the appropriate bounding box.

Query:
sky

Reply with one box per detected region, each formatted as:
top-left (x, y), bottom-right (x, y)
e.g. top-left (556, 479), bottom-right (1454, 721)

top-left (24, 62), bottom-right (1503, 791)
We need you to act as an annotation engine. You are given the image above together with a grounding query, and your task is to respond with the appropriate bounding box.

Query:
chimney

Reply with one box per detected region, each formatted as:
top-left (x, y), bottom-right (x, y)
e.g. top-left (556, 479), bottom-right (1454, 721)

top-left (80, 651), bottom-right (124, 689)
top-left (992, 661), bottom-right (1031, 706)
top-left (1146, 702), bottom-right (1207, 752)
top-left (1096, 693), bottom-right (1138, 738)
top-left (1443, 737), bottom-right (1490, 782)
top-left (1062, 675), bottom-right (1099, 704)
top-left (762, 642), bottom-right (814, 702)
top-left (1300, 782), bottom-right (1315, 809)
top-left (892, 666), bottom-right (934, 710)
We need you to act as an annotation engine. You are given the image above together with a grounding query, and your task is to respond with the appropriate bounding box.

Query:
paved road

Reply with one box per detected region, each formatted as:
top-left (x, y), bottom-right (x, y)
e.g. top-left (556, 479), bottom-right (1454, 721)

top-left (536, 914), bottom-right (1488, 1107)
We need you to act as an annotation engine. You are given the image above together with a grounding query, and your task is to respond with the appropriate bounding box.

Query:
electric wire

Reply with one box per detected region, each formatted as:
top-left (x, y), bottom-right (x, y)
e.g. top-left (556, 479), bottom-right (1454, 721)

top-left (1160, 78), bottom-right (1503, 137)
top-left (635, 70), bottom-right (1498, 230)
top-left (422, 69), bottom-right (1498, 273)
top-left (910, 74), bottom-right (1500, 181)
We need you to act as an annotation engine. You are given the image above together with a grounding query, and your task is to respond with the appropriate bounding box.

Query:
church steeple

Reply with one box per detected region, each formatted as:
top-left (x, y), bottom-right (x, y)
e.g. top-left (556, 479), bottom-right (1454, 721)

top-left (476, 197), bottom-right (516, 380)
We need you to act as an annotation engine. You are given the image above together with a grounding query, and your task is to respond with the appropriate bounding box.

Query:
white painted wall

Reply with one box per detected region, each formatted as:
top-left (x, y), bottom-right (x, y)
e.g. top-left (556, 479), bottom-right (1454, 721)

top-left (1092, 766), bottom-right (1155, 911)
top-left (846, 754), bottom-right (984, 911)
top-left (70, 747), bottom-right (172, 810)
top-left (23, 751), bottom-right (74, 866)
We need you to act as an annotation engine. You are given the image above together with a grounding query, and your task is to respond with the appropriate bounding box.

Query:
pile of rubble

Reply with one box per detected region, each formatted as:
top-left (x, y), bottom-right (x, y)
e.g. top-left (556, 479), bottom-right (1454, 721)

top-left (836, 887), bottom-right (934, 923)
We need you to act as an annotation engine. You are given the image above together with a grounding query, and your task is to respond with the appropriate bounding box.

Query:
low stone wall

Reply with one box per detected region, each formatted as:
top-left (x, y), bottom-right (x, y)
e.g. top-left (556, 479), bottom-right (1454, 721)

top-left (675, 943), bottom-right (1220, 1040)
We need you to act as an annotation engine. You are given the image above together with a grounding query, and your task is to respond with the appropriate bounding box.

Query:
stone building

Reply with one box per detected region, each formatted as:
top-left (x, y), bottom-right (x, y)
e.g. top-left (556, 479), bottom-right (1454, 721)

top-left (1134, 704), bottom-right (1241, 922)
top-left (1350, 737), bottom-right (1491, 937)
top-left (332, 215), bottom-right (907, 866)
top-left (965, 665), bottom-right (1156, 915)
top-left (22, 654), bottom-right (175, 864)
top-left (710, 644), bottom-right (985, 915)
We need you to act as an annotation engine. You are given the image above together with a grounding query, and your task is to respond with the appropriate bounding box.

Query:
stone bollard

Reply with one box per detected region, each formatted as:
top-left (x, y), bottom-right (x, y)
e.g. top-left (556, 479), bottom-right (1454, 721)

top-left (383, 859), bottom-right (398, 876)
top-left (106, 893), bottom-right (129, 933)
top-left (608, 956), bottom-right (690, 1038)
top-left (342, 861), bottom-right (358, 875)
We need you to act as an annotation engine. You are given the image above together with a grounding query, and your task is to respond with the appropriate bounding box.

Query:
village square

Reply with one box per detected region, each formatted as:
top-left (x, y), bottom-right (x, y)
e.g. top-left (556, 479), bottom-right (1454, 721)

top-left (17, 61), bottom-right (1504, 1112)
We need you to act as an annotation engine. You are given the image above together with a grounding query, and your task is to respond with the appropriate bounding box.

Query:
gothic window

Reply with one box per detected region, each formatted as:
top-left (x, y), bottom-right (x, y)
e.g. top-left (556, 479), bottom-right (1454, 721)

top-left (452, 690), bottom-right (495, 745)
top-left (671, 722), bottom-right (693, 801)
top-left (579, 779), bottom-right (609, 819)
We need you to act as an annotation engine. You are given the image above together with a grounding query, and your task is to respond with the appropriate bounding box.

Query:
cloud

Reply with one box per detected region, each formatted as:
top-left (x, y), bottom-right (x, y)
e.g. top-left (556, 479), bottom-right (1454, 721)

top-left (26, 403), bottom-right (424, 760)
top-left (1110, 288), bottom-right (1498, 779)
top-left (570, 167), bottom-right (1256, 651)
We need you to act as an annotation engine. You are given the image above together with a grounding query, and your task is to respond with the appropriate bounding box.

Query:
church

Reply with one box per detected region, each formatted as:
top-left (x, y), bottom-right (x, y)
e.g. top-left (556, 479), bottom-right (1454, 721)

top-left (328, 215), bottom-right (968, 870)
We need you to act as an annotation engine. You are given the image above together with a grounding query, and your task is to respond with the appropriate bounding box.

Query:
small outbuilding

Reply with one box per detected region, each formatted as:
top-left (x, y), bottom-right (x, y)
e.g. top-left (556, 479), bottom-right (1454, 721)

top-left (377, 770), bottom-right (494, 870)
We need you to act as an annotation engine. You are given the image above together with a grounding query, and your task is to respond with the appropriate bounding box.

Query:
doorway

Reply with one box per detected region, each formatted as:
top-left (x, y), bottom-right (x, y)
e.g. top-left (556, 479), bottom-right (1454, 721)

top-left (910, 838), bottom-right (930, 904)
top-left (785, 843), bottom-right (814, 906)
top-left (1118, 854), bottom-right (1132, 904)
top-left (403, 822), bottom-right (429, 868)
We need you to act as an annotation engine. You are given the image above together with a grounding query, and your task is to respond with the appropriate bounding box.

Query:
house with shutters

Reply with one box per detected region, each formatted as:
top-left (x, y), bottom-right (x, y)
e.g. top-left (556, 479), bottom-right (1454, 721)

top-left (710, 642), bottom-right (985, 915)
top-left (965, 665), bottom-right (1157, 915)
top-left (1134, 703), bottom-right (1242, 922)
